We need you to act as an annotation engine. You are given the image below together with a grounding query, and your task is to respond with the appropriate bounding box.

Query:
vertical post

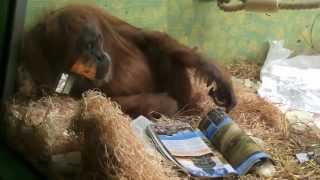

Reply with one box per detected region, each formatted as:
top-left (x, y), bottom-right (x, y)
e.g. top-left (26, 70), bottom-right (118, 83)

top-left (0, 0), bottom-right (11, 70)
top-left (0, 0), bottom-right (28, 139)
top-left (0, 1), bottom-right (42, 179)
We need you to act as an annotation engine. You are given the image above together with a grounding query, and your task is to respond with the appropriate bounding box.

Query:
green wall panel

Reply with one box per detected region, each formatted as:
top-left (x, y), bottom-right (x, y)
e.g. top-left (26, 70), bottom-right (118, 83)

top-left (25, 0), bottom-right (167, 31)
top-left (167, 0), bottom-right (320, 63)
top-left (25, 0), bottom-right (320, 64)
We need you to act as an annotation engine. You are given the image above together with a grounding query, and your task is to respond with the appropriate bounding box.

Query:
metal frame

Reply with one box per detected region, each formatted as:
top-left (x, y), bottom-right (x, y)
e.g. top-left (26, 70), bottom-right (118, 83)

top-left (0, 0), bottom-right (28, 137)
top-left (0, 1), bottom-right (43, 179)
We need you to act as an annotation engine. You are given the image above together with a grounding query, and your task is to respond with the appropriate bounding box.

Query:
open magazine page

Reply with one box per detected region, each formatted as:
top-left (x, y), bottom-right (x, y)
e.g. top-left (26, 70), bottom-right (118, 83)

top-left (146, 122), bottom-right (237, 178)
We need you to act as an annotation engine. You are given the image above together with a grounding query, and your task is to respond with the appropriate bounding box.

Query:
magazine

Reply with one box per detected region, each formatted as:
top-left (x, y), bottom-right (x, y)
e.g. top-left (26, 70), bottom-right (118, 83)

top-left (146, 122), bottom-right (237, 178)
top-left (132, 110), bottom-right (274, 178)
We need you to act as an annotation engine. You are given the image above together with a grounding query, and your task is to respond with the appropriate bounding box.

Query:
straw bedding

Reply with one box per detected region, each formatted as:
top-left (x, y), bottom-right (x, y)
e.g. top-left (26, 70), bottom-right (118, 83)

top-left (4, 65), bottom-right (320, 179)
top-left (78, 91), bottom-right (179, 180)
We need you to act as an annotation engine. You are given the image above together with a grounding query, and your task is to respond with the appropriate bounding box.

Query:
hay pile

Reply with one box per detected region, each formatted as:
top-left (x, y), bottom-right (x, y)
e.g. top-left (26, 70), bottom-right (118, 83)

top-left (226, 62), bottom-right (320, 179)
top-left (164, 70), bottom-right (320, 179)
top-left (78, 91), bottom-right (178, 179)
top-left (226, 60), bottom-right (262, 81)
top-left (5, 63), bottom-right (320, 179)
top-left (6, 96), bottom-right (81, 177)
top-left (6, 93), bottom-right (181, 180)
top-left (188, 62), bottom-right (319, 179)
top-left (232, 83), bottom-right (320, 179)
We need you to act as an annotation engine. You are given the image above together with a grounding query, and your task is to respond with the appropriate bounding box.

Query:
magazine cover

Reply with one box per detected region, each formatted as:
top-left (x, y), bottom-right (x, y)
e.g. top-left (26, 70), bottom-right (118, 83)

top-left (146, 122), bottom-right (237, 178)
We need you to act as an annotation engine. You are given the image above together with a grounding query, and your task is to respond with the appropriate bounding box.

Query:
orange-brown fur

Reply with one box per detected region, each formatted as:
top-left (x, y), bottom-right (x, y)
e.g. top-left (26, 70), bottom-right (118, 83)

top-left (21, 5), bottom-right (237, 118)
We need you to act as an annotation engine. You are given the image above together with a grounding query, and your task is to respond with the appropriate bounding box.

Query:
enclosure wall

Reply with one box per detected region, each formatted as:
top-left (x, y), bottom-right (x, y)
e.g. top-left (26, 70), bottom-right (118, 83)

top-left (26, 0), bottom-right (320, 63)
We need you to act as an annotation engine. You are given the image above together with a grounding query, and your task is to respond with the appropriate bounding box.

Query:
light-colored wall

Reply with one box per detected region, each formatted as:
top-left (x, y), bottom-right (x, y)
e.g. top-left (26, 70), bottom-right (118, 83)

top-left (25, 0), bottom-right (320, 64)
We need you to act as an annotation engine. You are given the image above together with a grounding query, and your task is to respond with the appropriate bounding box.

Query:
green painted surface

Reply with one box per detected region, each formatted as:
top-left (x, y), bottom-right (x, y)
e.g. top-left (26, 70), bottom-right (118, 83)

top-left (167, 1), bottom-right (320, 64)
top-left (25, 0), bottom-right (168, 31)
top-left (25, 0), bottom-right (320, 64)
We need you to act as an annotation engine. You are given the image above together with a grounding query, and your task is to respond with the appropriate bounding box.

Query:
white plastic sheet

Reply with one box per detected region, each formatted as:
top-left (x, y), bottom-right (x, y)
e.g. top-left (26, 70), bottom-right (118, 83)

top-left (258, 40), bottom-right (320, 114)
